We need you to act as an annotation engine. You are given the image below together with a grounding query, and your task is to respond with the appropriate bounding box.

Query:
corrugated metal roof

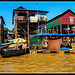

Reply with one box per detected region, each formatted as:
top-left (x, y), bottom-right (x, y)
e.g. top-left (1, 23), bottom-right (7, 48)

top-left (14, 6), bottom-right (28, 10)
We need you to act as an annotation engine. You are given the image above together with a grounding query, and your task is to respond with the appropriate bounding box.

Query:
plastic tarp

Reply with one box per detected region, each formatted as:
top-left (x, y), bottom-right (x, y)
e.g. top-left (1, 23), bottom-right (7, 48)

top-left (61, 47), bottom-right (70, 50)
top-left (30, 33), bottom-right (60, 38)
top-left (0, 42), bottom-right (13, 47)
top-left (30, 33), bottom-right (75, 38)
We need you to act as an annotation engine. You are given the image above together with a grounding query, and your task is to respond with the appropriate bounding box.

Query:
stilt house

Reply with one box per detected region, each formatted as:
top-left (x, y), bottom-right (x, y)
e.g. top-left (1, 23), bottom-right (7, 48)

top-left (0, 16), bottom-right (5, 43)
top-left (12, 6), bottom-right (48, 40)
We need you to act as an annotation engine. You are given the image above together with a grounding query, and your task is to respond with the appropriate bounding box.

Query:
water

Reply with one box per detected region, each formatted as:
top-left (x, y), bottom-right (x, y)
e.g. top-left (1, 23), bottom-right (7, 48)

top-left (0, 53), bottom-right (75, 73)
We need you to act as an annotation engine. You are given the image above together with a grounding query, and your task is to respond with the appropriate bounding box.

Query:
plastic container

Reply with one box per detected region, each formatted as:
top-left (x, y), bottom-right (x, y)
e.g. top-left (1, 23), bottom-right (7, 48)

top-left (72, 46), bottom-right (75, 50)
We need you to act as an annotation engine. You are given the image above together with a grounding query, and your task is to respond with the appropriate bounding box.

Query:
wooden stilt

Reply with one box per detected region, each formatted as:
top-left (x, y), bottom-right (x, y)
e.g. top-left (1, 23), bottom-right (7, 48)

top-left (53, 27), bottom-right (54, 33)
top-left (50, 29), bottom-right (51, 34)
top-left (60, 24), bottom-right (62, 34)
top-left (15, 21), bottom-right (17, 39)
top-left (48, 29), bottom-right (49, 33)
top-left (27, 16), bottom-right (30, 47)
top-left (14, 12), bottom-right (18, 39)
top-left (67, 24), bottom-right (69, 34)
top-left (56, 26), bottom-right (58, 34)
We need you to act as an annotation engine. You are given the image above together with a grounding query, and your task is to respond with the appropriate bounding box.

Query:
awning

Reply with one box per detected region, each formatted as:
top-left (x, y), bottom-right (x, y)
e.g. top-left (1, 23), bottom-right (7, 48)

top-left (30, 33), bottom-right (75, 38)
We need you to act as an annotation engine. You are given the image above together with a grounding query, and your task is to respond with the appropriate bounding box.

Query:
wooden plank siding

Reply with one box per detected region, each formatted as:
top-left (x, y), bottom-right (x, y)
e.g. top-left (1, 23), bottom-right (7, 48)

top-left (46, 9), bottom-right (75, 30)
top-left (61, 11), bottom-right (75, 24)
top-left (46, 17), bottom-right (61, 29)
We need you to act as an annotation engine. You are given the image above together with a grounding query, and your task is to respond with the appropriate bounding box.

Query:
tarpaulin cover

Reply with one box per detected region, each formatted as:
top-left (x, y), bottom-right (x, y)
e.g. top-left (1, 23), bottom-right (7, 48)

top-left (0, 42), bottom-right (13, 47)
top-left (61, 47), bottom-right (70, 50)
top-left (46, 38), bottom-right (62, 50)
top-left (30, 33), bottom-right (75, 38)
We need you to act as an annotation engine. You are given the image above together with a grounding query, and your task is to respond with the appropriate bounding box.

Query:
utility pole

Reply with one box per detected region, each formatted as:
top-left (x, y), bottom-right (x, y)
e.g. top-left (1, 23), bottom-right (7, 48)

top-left (37, 2), bottom-right (39, 34)
top-left (27, 11), bottom-right (30, 47)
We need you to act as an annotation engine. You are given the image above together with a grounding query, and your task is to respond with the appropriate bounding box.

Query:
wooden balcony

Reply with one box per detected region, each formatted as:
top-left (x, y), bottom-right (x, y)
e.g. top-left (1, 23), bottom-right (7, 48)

top-left (17, 20), bottom-right (27, 23)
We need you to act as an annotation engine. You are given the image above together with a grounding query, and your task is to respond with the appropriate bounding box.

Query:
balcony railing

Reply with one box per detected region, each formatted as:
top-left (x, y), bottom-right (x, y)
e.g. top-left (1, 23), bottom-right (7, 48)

top-left (17, 16), bottom-right (28, 21)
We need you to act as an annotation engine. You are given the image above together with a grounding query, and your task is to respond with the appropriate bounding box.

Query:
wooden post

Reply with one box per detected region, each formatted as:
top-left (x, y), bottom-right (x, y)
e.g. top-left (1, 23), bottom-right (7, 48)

top-left (56, 26), bottom-right (58, 34)
top-left (67, 24), bottom-right (69, 44)
top-left (27, 15), bottom-right (30, 47)
top-left (48, 29), bottom-right (49, 33)
top-left (57, 26), bottom-right (58, 34)
top-left (15, 21), bottom-right (17, 39)
top-left (67, 24), bottom-right (69, 34)
top-left (51, 28), bottom-right (52, 33)
top-left (14, 12), bottom-right (18, 39)
top-left (41, 27), bottom-right (42, 33)
top-left (60, 24), bottom-right (62, 34)
top-left (53, 27), bottom-right (54, 33)
top-left (37, 20), bottom-right (39, 34)
top-left (50, 29), bottom-right (51, 34)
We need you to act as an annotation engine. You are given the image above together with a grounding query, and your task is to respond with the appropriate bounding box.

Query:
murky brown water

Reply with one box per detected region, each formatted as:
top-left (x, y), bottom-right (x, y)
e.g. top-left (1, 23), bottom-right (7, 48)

top-left (0, 52), bottom-right (75, 73)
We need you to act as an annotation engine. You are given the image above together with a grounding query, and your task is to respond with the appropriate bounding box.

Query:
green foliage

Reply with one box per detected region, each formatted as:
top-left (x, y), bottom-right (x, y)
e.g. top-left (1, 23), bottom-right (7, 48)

top-left (11, 28), bottom-right (14, 33)
top-left (4, 27), bottom-right (14, 33)
top-left (40, 17), bottom-right (43, 21)
top-left (4, 27), bottom-right (11, 33)
top-left (45, 18), bottom-right (47, 21)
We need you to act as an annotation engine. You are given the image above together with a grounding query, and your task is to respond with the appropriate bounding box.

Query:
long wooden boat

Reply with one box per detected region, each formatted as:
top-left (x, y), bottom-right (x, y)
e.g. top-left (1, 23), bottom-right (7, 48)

top-left (1, 48), bottom-right (29, 58)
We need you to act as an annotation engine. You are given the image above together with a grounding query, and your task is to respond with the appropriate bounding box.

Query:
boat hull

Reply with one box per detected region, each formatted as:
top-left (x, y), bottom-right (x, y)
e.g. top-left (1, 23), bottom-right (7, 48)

top-left (1, 49), bottom-right (26, 58)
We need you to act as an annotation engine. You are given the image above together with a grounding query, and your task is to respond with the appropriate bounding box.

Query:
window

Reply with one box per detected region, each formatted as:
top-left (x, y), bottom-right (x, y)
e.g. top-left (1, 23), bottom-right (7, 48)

top-left (49, 23), bottom-right (50, 26)
top-left (58, 18), bottom-right (59, 22)
top-left (51, 22), bottom-right (52, 25)
top-left (70, 17), bottom-right (74, 24)
top-left (54, 20), bottom-right (55, 24)
top-left (18, 13), bottom-right (27, 16)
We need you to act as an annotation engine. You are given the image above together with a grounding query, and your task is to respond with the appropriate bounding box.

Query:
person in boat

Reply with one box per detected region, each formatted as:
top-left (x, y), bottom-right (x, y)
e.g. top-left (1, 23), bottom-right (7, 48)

top-left (22, 41), bottom-right (27, 49)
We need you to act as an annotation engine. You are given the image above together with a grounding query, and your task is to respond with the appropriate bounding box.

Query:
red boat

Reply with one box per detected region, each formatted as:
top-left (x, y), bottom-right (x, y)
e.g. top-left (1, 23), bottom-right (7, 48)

top-left (70, 51), bottom-right (75, 54)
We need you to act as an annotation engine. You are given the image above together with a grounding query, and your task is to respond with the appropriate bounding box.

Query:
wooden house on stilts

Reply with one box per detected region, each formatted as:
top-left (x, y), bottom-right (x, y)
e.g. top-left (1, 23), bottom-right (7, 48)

top-left (0, 16), bottom-right (5, 43)
top-left (12, 6), bottom-right (48, 44)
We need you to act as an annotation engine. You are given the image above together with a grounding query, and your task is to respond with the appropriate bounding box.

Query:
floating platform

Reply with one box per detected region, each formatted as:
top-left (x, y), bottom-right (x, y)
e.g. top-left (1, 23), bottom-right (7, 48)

top-left (30, 49), bottom-right (75, 54)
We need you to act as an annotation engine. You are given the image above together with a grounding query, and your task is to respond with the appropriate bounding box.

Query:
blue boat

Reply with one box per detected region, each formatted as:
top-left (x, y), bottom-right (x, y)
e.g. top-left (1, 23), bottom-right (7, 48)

top-left (0, 42), bottom-right (13, 49)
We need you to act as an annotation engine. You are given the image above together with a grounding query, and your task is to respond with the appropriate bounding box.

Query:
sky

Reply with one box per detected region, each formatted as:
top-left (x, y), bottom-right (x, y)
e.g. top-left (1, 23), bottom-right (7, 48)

top-left (1, 1), bottom-right (75, 30)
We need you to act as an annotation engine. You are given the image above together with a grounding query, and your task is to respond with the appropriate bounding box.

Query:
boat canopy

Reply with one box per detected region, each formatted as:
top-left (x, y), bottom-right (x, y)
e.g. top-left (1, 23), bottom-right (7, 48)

top-left (30, 33), bottom-right (75, 38)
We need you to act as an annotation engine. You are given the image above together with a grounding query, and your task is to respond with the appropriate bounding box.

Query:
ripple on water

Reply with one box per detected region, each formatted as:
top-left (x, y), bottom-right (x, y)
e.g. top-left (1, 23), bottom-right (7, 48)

top-left (0, 53), bottom-right (75, 73)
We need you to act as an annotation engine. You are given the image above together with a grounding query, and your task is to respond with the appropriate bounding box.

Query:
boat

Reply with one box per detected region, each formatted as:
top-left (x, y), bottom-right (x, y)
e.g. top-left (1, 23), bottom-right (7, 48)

top-left (70, 52), bottom-right (75, 54)
top-left (0, 42), bottom-right (13, 49)
top-left (1, 48), bottom-right (29, 58)
top-left (70, 50), bottom-right (75, 54)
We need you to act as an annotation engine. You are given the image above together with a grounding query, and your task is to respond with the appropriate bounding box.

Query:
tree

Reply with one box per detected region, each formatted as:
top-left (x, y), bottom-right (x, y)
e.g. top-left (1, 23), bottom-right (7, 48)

top-left (4, 27), bottom-right (11, 33)
top-left (4, 27), bottom-right (14, 33)
top-left (11, 28), bottom-right (14, 33)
